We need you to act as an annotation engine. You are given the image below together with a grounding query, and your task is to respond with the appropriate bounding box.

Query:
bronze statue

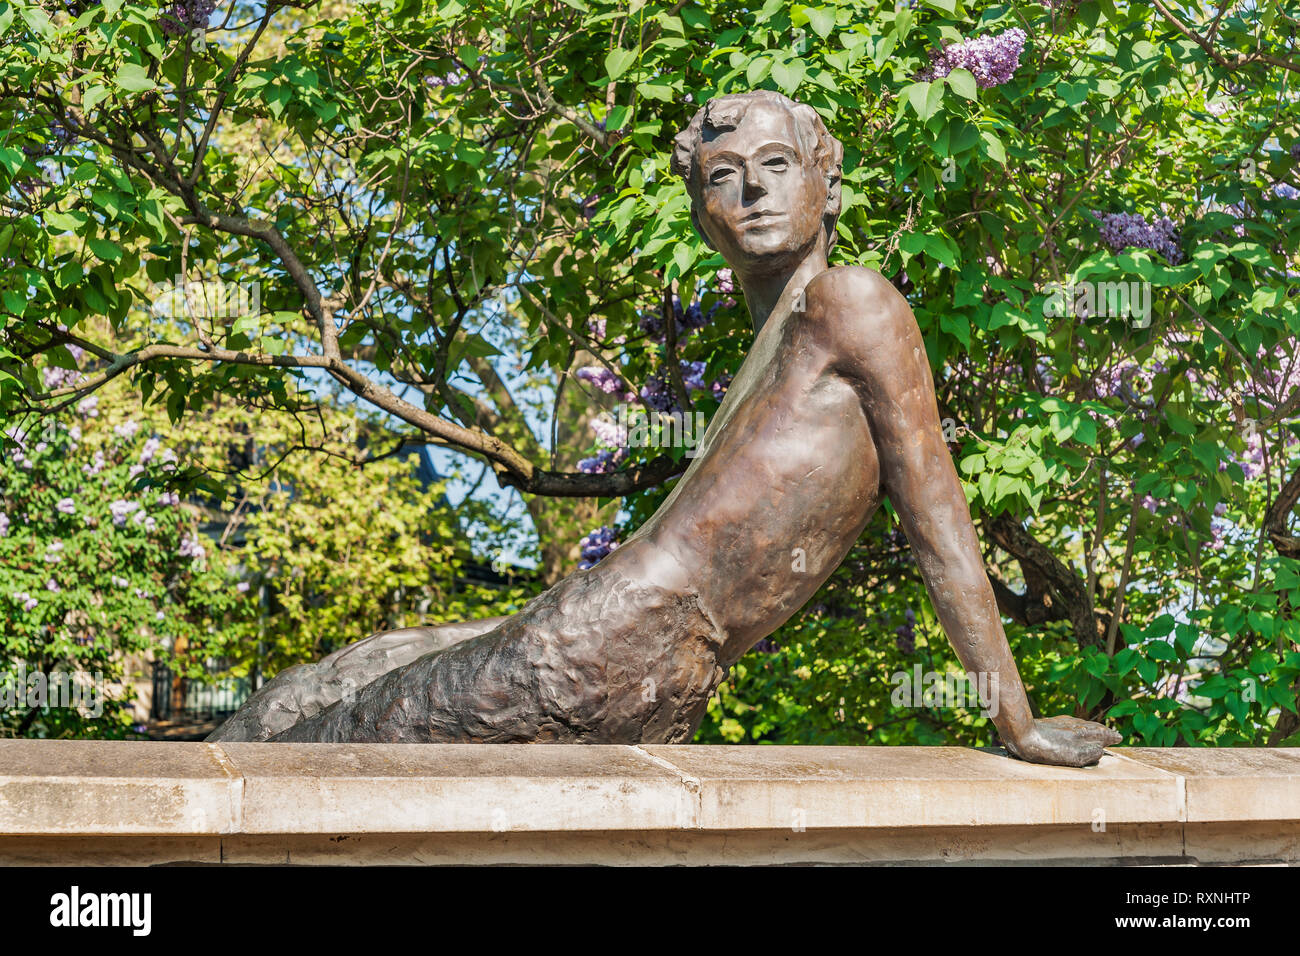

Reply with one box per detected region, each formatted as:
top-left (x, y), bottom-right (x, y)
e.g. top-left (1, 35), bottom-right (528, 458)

top-left (211, 91), bottom-right (1121, 766)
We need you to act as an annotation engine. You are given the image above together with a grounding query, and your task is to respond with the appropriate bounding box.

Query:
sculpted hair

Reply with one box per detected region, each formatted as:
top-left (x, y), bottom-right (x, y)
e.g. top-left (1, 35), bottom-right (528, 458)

top-left (671, 90), bottom-right (844, 250)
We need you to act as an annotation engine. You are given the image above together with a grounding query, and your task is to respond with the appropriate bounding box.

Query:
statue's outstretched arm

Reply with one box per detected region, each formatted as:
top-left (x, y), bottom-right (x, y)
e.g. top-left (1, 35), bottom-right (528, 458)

top-left (808, 267), bottom-right (1120, 767)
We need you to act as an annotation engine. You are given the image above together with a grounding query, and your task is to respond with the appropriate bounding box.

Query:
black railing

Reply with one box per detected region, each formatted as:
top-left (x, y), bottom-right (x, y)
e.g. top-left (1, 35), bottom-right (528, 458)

top-left (150, 659), bottom-right (253, 722)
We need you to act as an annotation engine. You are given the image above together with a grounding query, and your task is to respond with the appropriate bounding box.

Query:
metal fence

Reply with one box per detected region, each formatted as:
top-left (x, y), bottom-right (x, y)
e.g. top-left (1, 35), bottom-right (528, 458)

top-left (150, 659), bottom-right (254, 723)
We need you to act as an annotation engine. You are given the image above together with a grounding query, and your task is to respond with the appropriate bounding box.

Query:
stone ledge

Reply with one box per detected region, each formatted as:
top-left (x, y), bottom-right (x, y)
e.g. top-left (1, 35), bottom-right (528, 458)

top-left (0, 742), bottom-right (1295, 864)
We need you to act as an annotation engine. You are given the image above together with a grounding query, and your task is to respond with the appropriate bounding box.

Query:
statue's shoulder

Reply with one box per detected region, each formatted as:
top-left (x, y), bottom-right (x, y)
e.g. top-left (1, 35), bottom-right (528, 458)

top-left (803, 265), bottom-right (912, 332)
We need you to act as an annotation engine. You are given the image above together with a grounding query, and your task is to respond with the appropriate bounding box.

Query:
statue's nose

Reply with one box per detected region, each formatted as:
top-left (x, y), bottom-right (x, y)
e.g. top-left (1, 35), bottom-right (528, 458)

top-left (742, 164), bottom-right (766, 200)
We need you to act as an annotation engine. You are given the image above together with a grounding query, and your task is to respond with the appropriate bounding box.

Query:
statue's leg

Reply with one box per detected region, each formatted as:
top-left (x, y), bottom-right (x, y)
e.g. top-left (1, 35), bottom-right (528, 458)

top-left (270, 566), bottom-right (728, 744)
top-left (207, 617), bottom-right (508, 742)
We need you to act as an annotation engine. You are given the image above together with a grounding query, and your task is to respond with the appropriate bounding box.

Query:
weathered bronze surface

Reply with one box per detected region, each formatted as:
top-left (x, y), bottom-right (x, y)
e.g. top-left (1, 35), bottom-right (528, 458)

top-left (212, 91), bottom-right (1121, 766)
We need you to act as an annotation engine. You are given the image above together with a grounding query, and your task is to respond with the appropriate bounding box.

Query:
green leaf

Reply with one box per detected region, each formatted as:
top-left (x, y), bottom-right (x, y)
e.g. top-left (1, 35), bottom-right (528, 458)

top-left (805, 7), bottom-right (835, 39)
top-left (604, 48), bottom-right (637, 82)
top-left (945, 68), bottom-right (977, 101)
top-left (1146, 640), bottom-right (1177, 661)
top-left (980, 130), bottom-right (1006, 165)
top-left (116, 63), bottom-right (156, 94)
top-left (771, 58), bottom-right (806, 94)
top-left (87, 238), bottom-right (122, 263)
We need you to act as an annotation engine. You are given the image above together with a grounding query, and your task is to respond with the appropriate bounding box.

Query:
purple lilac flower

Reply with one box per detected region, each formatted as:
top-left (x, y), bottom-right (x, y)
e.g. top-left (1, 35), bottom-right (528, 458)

top-left (680, 360), bottom-right (707, 393)
top-left (237, 581), bottom-right (251, 593)
top-left (587, 317), bottom-right (607, 340)
top-left (680, 302), bottom-right (705, 330)
top-left (590, 416), bottom-right (627, 449)
top-left (44, 540), bottom-right (63, 563)
top-left (425, 71), bottom-right (468, 88)
top-left (157, 491), bottom-right (180, 507)
top-left (577, 525), bottom-right (619, 570)
top-left (639, 296), bottom-right (720, 343)
top-left (575, 365), bottom-right (628, 396)
top-left (114, 421), bottom-right (140, 440)
top-left (109, 499), bottom-right (139, 527)
top-left (577, 447), bottom-right (628, 474)
top-left (111, 575), bottom-right (129, 588)
top-left (1291, 142), bottom-right (1300, 161)
top-left (45, 578), bottom-right (60, 593)
top-left (159, 0), bottom-right (216, 37)
top-left (711, 374), bottom-right (733, 401)
top-left (1237, 432), bottom-right (1266, 480)
top-left (1095, 211), bottom-right (1183, 264)
top-left (640, 374), bottom-right (679, 413)
top-left (55, 497), bottom-right (75, 515)
top-left (1270, 182), bottom-right (1300, 201)
top-left (717, 268), bottom-right (734, 294)
top-left (43, 366), bottom-right (80, 391)
top-left (753, 638), bottom-right (781, 654)
top-left (639, 310), bottom-right (666, 340)
top-left (640, 360), bottom-right (712, 414)
top-left (917, 28), bottom-right (1028, 88)
top-left (84, 449), bottom-right (106, 476)
top-left (0, 513), bottom-right (7, 537)
top-left (13, 591), bottom-right (38, 611)
top-left (77, 395), bottom-right (98, 418)
top-left (178, 534), bottom-right (207, 560)
top-left (139, 436), bottom-right (162, 465)
top-left (1141, 494), bottom-right (1159, 514)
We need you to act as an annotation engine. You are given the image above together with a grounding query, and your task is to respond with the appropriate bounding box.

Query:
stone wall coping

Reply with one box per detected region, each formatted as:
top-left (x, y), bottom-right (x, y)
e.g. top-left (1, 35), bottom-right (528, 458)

top-left (0, 741), bottom-right (1295, 836)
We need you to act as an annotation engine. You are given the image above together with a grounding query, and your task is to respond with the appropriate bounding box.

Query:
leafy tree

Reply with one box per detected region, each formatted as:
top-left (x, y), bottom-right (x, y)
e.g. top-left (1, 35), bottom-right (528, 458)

top-left (0, 334), bottom-right (536, 736)
top-left (2, 0), bottom-right (1299, 746)
top-left (0, 366), bottom-right (252, 736)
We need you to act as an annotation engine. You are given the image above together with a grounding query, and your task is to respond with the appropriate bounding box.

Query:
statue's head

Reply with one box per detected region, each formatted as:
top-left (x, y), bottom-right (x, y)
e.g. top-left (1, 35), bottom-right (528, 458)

top-left (671, 91), bottom-right (843, 271)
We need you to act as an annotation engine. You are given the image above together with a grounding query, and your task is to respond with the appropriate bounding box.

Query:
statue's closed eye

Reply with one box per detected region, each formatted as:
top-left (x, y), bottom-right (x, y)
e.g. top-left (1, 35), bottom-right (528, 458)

top-left (709, 168), bottom-right (734, 184)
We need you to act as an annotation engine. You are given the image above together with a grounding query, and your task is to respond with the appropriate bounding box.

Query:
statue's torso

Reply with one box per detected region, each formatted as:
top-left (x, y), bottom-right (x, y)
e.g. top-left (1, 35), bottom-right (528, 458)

top-left (608, 267), bottom-right (883, 663)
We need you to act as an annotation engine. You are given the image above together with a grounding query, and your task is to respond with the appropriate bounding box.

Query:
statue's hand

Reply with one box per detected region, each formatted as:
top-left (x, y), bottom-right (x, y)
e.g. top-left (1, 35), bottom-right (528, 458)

top-left (1003, 715), bottom-right (1122, 768)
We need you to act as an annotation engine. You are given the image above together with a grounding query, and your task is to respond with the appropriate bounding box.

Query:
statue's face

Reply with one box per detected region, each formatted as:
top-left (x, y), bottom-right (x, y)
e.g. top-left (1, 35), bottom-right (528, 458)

top-left (694, 102), bottom-right (826, 269)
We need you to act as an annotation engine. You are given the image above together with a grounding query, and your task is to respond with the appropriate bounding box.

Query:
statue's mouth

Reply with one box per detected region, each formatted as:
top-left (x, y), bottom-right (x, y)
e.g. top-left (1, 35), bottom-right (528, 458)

top-left (740, 209), bottom-right (783, 224)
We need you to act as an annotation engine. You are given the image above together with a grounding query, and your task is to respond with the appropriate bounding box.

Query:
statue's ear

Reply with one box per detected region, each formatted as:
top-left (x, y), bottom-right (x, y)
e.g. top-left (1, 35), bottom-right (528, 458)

top-left (690, 204), bottom-right (717, 251)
